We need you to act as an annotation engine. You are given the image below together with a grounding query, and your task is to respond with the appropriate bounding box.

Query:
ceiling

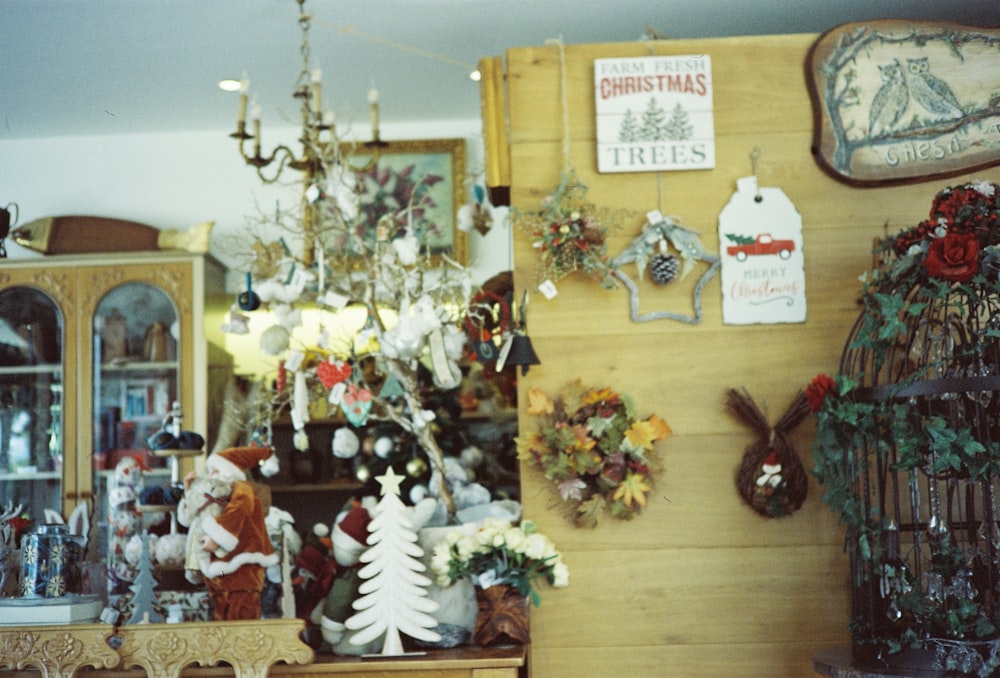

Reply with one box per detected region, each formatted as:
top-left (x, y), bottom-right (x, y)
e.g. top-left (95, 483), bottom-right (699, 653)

top-left (1, 1), bottom-right (997, 141)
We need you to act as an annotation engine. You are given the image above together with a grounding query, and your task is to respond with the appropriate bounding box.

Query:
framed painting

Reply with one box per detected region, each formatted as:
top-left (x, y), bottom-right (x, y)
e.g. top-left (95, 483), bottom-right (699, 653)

top-left (340, 137), bottom-right (467, 264)
top-left (807, 21), bottom-right (1000, 186)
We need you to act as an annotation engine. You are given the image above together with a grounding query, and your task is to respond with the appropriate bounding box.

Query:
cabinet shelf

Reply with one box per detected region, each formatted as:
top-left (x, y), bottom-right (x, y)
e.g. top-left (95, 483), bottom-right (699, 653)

top-left (268, 478), bottom-right (362, 494)
top-left (99, 360), bottom-right (180, 372)
top-left (0, 363), bottom-right (61, 376)
top-left (0, 470), bottom-right (60, 482)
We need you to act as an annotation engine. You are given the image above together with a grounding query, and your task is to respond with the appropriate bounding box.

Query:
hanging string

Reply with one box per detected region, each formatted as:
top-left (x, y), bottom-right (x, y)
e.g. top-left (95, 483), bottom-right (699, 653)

top-left (313, 19), bottom-right (477, 71)
top-left (546, 36), bottom-right (573, 173)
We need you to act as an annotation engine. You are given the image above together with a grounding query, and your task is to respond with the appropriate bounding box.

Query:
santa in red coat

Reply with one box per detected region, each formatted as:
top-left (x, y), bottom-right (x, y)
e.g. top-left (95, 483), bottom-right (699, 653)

top-left (179, 446), bottom-right (280, 620)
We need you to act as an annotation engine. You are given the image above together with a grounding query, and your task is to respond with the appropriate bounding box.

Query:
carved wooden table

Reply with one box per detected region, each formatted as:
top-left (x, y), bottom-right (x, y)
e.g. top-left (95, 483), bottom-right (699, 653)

top-left (0, 620), bottom-right (524, 678)
top-left (0, 619), bottom-right (312, 678)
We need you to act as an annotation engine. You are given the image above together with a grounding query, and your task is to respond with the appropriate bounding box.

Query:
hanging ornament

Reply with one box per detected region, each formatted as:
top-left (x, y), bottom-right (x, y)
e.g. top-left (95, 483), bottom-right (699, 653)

top-left (316, 358), bottom-right (352, 390)
top-left (458, 184), bottom-right (496, 236)
top-left (237, 271), bottom-right (261, 311)
top-left (718, 152), bottom-right (806, 325)
top-left (514, 38), bottom-right (631, 292)
top-left (406, 456), bottom-right (428, 478)
top-left (610, 210), bottom-right (720, 324)
top-left (305, 183), bottom-right (325, 204)
top-left (726, 387), bottom-right (810, 519)
top-left (342, 382), bottom-right (373, 427)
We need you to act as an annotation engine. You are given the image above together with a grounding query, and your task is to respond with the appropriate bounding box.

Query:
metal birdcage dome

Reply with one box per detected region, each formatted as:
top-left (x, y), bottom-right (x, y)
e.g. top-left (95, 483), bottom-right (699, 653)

top-left (812, 181), bottom-right (1000, 674)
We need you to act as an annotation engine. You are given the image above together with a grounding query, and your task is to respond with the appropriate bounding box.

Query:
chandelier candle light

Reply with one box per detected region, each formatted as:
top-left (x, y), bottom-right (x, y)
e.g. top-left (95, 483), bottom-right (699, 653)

top-left (230, 0), bottom-right (385, 264)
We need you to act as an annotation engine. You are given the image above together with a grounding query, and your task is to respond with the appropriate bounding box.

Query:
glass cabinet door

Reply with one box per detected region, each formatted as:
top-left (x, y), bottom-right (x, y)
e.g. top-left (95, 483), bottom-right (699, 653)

top-left (0, 287), bottom-right (64, 525)
top-left (92, 282), bottom-right (180, 471)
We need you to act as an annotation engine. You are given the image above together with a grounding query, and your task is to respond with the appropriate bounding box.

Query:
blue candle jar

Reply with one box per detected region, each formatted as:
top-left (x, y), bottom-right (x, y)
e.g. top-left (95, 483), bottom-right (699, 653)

top-left (19, 524), bottom-right (85, 598)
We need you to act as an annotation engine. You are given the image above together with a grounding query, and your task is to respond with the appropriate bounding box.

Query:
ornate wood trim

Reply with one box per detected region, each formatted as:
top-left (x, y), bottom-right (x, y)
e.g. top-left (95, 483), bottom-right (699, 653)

top-left (0, 623), bottom-right (118, 677)
top-left (115, 618), bottom-right (314, 678)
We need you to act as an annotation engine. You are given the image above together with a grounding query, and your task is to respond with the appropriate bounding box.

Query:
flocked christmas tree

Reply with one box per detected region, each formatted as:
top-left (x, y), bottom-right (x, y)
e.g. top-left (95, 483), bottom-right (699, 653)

top-left (344, 467), bottom-right (441, 655)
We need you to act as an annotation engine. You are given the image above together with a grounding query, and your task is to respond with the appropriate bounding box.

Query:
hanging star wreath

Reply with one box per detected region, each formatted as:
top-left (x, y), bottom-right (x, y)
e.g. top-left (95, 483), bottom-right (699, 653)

top-left (610, 211), bottom-right (721, 324)
top-left (516, 170), bottom-right (631, 289)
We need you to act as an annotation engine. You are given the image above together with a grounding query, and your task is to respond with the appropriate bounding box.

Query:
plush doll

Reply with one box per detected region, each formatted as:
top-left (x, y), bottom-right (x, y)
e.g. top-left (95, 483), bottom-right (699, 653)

top-left (176, 446), bottom-right (279, 620)
top-left (291, 523), bottom-right (335, 625)
top-left (319, 503), bottom-right (378, 655)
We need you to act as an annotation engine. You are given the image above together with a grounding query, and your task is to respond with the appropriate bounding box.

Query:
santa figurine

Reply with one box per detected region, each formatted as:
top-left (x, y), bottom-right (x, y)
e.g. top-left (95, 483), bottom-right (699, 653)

top-left (178, 446), bottom-right (280, 621)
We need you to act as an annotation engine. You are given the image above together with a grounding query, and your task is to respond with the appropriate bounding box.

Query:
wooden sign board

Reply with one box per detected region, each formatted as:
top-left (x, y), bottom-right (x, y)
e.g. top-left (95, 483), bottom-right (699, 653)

top-left (807, 20), bottom-right (1000, 186)
top-left (594, 55), bottom-right (715, 173)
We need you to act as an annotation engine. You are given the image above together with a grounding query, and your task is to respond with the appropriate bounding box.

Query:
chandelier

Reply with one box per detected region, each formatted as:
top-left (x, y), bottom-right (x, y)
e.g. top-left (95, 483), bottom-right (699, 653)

top-left (229, 0), bottom-right (385, 263)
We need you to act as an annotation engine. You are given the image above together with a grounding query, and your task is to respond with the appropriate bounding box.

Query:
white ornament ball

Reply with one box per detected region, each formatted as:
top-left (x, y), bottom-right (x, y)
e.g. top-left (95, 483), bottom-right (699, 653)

top-left (155, 533), bottom-right (187, 567)
top-left (459, 446), bottom-right (484, 469)
top-left (374, 436), bottom-right (394, 459)
top-left (259, 324), bottom-right (291, 356)
top-left (409, 483), bottom-right (429, 504)
top-left (125, 533), bottom-right (157, 565)
top-left (332, 428), bottom-right (360, 459)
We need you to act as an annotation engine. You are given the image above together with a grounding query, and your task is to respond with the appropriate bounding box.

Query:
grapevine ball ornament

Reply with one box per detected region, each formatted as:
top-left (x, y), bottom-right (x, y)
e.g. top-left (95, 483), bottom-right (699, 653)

top-left (726, 387), bottom-right (810, 519)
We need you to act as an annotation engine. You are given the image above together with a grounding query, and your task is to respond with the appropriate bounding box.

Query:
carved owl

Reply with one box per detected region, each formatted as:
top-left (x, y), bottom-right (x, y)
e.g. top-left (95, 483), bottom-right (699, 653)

top-left (869, 60), bottom-right (909, 138)
top-left (906, 57), bottom-right (963, 119)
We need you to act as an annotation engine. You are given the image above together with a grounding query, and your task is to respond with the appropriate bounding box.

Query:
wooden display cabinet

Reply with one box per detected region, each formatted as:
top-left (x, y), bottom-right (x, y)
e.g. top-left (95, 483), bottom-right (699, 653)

top-left (0, 251), bottom-right (231, 551)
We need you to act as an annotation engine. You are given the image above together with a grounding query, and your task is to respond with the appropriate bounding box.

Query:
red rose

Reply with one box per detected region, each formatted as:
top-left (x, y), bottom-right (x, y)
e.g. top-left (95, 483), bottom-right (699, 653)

top-left (923, 233), bottom-right (980, 282)
top-left (806, 374), bottom-right (836, 412)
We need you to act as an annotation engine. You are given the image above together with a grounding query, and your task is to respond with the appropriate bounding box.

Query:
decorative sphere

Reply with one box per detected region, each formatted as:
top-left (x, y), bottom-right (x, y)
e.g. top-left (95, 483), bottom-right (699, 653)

top-left (355, 464), bottom-right (370, 483)
top-left (409, 483), bottom-right (429, 504)
top-left (406, 457), bottom-right (428, 477)
top-left (374, 436), bottom-right (394, 459)
top-left (259, 324), bottom-right (291, 356)
top-left (155, 533), bottom-right (187, 567)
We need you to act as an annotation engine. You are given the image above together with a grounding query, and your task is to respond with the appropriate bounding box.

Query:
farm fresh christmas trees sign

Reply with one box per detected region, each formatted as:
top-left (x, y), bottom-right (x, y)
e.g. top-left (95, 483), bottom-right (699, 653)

top-left (594, 55), bottom-right (715, 173)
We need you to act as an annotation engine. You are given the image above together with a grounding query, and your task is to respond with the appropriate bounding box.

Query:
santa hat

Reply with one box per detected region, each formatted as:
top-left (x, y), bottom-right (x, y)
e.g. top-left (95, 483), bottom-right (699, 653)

top-left (207, 446), bottom-right (279, 482)
top-left (332, 506), bottom-right (370, 566)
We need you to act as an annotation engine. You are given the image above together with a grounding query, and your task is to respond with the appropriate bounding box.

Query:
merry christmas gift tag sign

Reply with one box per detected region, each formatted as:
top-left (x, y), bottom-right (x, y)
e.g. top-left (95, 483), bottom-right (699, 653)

top-left (718, 177), bottom-right (806, 324)
top-left (594, 55), bottom-right (715, 173)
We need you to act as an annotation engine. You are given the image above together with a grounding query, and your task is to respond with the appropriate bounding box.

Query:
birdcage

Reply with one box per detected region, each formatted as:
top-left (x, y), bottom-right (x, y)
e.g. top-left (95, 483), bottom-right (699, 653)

top-left (812, 181), bottom-right (1000, 674)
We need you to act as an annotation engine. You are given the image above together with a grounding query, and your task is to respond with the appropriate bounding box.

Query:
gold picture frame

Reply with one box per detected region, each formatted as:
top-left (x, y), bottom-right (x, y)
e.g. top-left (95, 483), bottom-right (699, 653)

top-left (340, 137), bottom-right (467, 265)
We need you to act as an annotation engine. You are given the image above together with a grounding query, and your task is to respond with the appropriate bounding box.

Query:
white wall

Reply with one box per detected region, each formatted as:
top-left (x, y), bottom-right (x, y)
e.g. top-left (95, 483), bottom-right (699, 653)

top-left (0, 119), bottom-right (512, 292)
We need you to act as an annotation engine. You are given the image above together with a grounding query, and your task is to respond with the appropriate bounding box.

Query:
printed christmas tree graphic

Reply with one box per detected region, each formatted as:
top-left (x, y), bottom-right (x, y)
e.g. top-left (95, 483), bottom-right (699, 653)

top-left (618, 109), bottom-right (641, 142)
top-left (344, 467), bottom-right (441, 655)
top-left (663, 103), bottom-right (694, 141)
top-left (640, 97), bottom-right (668, 140)
top-left (618, 98), bottom-right (695, 142)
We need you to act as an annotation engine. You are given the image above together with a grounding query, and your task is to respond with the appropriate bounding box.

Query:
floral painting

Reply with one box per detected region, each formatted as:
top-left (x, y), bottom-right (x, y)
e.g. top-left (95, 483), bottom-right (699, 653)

top-left (342, 138), bottom-right (466, 263)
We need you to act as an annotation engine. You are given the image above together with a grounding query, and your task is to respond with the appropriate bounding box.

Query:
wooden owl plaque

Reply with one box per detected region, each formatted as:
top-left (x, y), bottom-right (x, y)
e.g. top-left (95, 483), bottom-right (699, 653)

top-left (807, 20), bottom-right (1000, 186)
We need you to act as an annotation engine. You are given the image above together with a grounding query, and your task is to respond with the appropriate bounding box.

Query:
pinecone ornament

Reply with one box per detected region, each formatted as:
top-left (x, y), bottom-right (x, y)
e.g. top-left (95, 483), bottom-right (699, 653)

top-left (649, 252), bottom-right (680, 285)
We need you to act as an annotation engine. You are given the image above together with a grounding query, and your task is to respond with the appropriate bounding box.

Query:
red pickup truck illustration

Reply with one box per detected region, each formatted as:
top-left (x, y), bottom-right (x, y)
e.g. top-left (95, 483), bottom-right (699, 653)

top-left (725, 233), bottom-right (795, 261)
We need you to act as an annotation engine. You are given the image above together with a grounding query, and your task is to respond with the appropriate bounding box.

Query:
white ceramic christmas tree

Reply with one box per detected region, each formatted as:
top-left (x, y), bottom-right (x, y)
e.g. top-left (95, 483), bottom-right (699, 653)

top-left (345, 467), bottom-right (441, 655)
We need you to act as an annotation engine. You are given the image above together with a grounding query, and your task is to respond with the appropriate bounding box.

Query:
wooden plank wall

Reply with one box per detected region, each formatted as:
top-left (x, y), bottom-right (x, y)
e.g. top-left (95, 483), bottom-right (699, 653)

top-left (498, 34), bottom-right (1000, 677)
